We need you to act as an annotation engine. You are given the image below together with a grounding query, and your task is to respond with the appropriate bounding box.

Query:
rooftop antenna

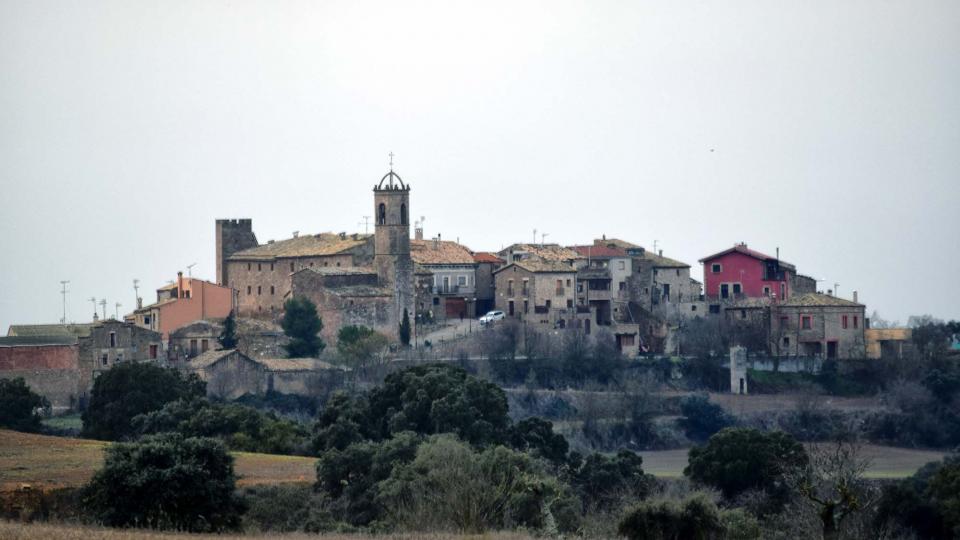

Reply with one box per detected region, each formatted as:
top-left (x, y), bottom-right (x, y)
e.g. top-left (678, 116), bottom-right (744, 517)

top-left (540, 232), bottom-right (549, 246)
top-left (834, 282), bottom-right (840, 298)
top-left (532, 228), bottom-right (537, 244)
top-left (653, 239), bottom-right (659, 253)
top-left (133, 279), bottom-right (140, 307)
top-left (98, 299), bottom-right (107, 320)
top-left (186, 263), bottom-right (197, 278)
top-left (115, 302), bottom-right (122, 320)
top-left (59, 280), bottom-right (70, 324)
top-left (358, 216), bottom-right (371, 234)
top-left (88, 297), bottom-right (97, 319)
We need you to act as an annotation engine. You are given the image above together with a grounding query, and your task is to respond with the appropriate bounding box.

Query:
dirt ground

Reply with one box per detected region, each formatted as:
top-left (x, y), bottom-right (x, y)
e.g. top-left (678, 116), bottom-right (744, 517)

top-left (0, 430), bottom-right (317, 491)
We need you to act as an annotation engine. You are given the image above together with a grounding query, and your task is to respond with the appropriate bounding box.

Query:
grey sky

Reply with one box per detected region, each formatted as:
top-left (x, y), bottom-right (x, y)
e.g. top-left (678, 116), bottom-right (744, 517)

top-left (1, 1), bottom-right (957, 330)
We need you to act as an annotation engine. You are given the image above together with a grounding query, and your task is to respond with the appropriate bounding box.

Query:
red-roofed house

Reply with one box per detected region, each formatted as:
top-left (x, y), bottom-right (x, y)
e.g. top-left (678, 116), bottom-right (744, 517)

top-left (700, 243), bottom-right (798, 306)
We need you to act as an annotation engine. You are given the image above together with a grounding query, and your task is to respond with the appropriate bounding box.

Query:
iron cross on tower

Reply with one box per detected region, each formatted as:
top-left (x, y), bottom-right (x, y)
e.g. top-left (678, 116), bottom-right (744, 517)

top-left (389, 151), bottom-right (394, 170)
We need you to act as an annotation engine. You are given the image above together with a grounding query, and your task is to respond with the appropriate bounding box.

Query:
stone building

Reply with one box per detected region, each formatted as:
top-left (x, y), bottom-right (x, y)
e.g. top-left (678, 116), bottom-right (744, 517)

top-left (188, 349), bottom-right (341, 400)
top-left (129, 272), bottom-right (234, 339)
top-left (865, 327), bottom-right (913, 360)
top-left (290, 267), bottom-right (396, 342)
top-left (773, 293), bottom-right (866, 359)
top-left (5, 320), bottom-right (162, 409)
top-left (498, 243), bottom-right (583, 266)
top-left (410, 237), bottom-right (478, 320)
top-left (700, 243), bottom-right (798, 309)
top-left (493, 260), bottom-right (582, 328)
top-left (472, 252), bottom-right (505, 315)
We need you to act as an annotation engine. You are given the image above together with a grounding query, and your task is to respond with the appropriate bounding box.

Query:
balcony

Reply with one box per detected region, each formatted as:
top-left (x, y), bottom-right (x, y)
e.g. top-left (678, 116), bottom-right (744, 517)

top-left (433, 284), bottom-right (475, 295)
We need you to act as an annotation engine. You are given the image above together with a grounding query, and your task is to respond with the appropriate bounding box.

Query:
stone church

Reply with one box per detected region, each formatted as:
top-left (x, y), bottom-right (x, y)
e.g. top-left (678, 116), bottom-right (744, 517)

top-left (215, 167), bottom-right (420, 342)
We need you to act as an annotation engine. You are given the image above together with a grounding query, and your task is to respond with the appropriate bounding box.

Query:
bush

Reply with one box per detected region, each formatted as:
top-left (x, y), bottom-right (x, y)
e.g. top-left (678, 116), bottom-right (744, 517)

top-left (0, 377), bottom-right (49, 432)
top-left (677, 394), bottom-right (735, 441)
top-left (508, 417), bottom-right (569, 466)
top-left (336, 325), bottom-right (388, 366)
top-left (243, 484), bottom-right (337, 533)
top-left (81, 362), bottom-right (205, 441)
top-left (685, 428), bottom-right (808, 504)
top-left (618, 493), bottom-right (725, 540)
top-left (82, 433), bottom-right (243, 531)
top-left (569, 450), bottom-right (656, 511)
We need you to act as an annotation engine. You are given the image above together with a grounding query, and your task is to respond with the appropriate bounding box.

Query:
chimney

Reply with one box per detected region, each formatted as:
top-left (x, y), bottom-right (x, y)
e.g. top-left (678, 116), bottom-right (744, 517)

top-left (339, 232), bottom-right (346, 240)
top-left (827, 289), bottom-right (833, 296)
top-left (292, 231), bottom-right (299, 238)
top-left (853, 290), bottom-right (858, 303)
top-left (659, 249), bottom-right (663, 257)
top-left (415, 227), bottom-right (423, 240)
top-left (433, 236), bottom-right (440, 250)
top-left (177, 272), bottom-right (184, 299)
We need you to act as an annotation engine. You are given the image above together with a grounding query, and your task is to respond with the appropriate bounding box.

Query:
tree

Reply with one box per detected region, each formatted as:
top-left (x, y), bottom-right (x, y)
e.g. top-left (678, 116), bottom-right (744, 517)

top-left (0, 377), bottom-right (49, 432)
top-left (281, 297), bottom-right (324, 358)
top-left (685, 428), bottom-right (808, 503)
top-left (678, 394), bottom-right (735, 441)
top-left (618, 493), bottom-right (725, 540)
top-left (569, 450), bottom-right (656, 511)
top-left (787, 439), bottom-right (878, 540)
top-left (509, 417), bottom-right (569, 466)
top-left (218, 311), bottom-right (238, 349)
top-left (927, 456), bottom-right (960, 537)
top-left (83, 433), bottom-right (243, 531)
top-left (399, 308), bottom-right (411, 346)
top-left (336, 325), bottom-right (388, 366)
top-left (81, 362), bottom-right (205, 441)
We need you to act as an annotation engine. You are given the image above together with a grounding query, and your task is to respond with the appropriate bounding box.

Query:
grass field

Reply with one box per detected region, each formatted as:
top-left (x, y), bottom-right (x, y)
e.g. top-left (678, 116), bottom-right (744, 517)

top-left (0, 430), bottom-right (316, 491)
top-left (0, 521), bottom-right (535, 540)
top-left (639, 443), bottom-right (947, 479)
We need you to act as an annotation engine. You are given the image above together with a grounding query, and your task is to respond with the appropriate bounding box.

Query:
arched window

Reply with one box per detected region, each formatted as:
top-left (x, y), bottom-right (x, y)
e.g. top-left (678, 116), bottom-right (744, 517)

top-left (378, 203), bottom-right (386, 225)
top-left (400, 204), bottom-right (407, 225)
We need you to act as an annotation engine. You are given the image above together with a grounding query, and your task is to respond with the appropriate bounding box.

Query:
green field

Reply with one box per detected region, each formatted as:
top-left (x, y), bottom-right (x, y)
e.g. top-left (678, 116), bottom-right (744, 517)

top-left (41, 413), bottom-right (83, 431)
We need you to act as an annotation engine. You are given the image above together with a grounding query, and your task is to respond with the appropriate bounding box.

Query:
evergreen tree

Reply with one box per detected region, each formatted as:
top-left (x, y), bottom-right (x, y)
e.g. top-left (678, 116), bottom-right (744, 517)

top-left (218, 311), bottom-right (238, 349)
top-left (281, 297), bottom-right (325, 358)
top-left (399, 308), bottom-right (411, 347)
top-left (0, 377), bottom-right (49, 432)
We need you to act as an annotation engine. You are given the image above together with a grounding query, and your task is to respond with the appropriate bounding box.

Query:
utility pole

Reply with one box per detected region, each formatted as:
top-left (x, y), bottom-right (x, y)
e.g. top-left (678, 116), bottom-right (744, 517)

top-left (59, 280), bottom-right (70, 324)
top-left (358, 216), bottom-right (372, 234)
top-left (99, 299), bottom-right (107, 320)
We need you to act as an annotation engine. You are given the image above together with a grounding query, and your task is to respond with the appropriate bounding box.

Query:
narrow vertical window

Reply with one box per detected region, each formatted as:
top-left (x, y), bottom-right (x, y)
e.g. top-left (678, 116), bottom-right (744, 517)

top-left (378, 203), bottom-right (386, 225)
top-left (400, 204), bottom-right (407, 225)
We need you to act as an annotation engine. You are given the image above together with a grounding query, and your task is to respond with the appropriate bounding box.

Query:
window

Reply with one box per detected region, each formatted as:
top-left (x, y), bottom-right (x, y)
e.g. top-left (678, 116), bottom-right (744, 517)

top-left (101, 353), bottom-right (108, 366)
top-left (740, 309), bottom-right (747, 319)
top-left (801, 315), bottom-right (812, 329)
top-left (842, 315), bottom-right (849, 329)
top-left (522, 280), bottom-right (528, 295)
top-left (545, 299), bottom-right (552, 309)
top-left (523, 300), bottom-right (529, 314)
top-left (676, 269), bottom-right (680, 276)
top-left (712, 263), bottom-right (722, 273)
top-left (109, 332), bottom-right (116, 348)
top-left (270, 263), bottom-right (274, 271)
top-left (763, 286), bottom-right (771, 296)
top-left (732, 283), bottom-right (742, 295)
top-left (257, 286), bottom-right (262, 295)
top-left (149, 344), bottom-right (157, 359)
top-left (433, 297), bottom-right (439, 305)
top-left (780, 316), bottom-right (789, 327)
top-left (400, 204), bottom-right (407, 225)
top-left (143, 315), bottom-right (151, 325)
top-left (709, 304), bottom-right (720, 314)
top-left (853, 316), bottom-right (859, 329)
top-left (507, 279), bottom-right (514, 296)
top-left (247, 286), bottom-right (252, 295)
top-left (201, 339), bottom-right (209, 353)
top-left (691, 305), bottom-right (697, 312)
top-left (566, 279), bottom-right (571, 287)
top-left (270, 285), bottom-right (275, 295)
top-left (378, 203), bottom-right (386, 225)
top-left (508, 300), bottom-right (514, 316)
top-left (457, 276), bottom-right (467, 286)
top-left (258, 263), bottom-right (262, 271)
top-left (780, 283), bottom-right (786, 301)
top-left (290, 262), bottom-right (295, 272)
top-left (619, 282), bottom-right (626, 291)
top-left (619, 261), bottom-right (626, 270)
top-left (784, 337), bottom-right (790, 347)
top-left (567, 299), bottom-right (573, 308)
top-left (720, 284), bottom-right (729, 299)
top-left (247, 263), bottom-right (251, 271)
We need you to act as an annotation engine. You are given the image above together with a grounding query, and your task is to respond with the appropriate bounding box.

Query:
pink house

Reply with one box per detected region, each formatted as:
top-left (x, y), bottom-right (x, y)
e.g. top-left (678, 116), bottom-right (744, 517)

top-left (699, 243), bottom-right (796, 303)
top-left (130, 272), bottom-right (235, 339)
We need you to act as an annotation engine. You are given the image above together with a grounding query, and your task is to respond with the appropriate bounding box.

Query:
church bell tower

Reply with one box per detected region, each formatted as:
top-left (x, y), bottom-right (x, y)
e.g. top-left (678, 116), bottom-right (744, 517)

top-left (373, 156), bottom-right (414, 326)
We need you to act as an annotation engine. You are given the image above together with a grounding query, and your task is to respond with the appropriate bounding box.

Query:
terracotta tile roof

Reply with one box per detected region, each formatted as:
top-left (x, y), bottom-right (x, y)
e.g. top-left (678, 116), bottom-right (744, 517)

top-left (301, 266), bottom-right (377, 276)
top-left (410, 239), bottom-right (476, 265)
top-left (593, 238), bottom-right (690, 268)
top-left (498, 243), bottom-right (583, 263)
top-left (189, 349), bottom-right (239, 369)
top-left (229, 233), bottom-right (370, 260)
top-left (472, 252), bottom-right (505, 264)
top-left (254, 357), bottom-right (335, 371)
top-left (495, 260), bottom-right (576, 274)
top-left (699, 243), bottom-right (796, 271)
top-left (7, 324), bottom-right (94, 338)
top-left (569, 245), bottom-right (627, 258)
top-left (779, 293), bottom-right (864, 308)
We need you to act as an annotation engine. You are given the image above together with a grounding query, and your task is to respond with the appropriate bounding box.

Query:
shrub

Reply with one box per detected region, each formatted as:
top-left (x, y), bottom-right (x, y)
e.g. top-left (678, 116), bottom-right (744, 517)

top-left (569, 450), bottom-right (656, 511)
top-left (509, 416), bottom-right (569, 466)
top-left (0, 377), bottom-right (49, 432)
top-left (677, 394), bottom-right (735, 441)
top-left (81, 362), bottom-right (205, 441)
top-left (618, 493), bottom-right (725, 540)
top-left (243, 484), bottom-right (336, 533)
top-left (82, 433), bottom-right (243, 531)
top-left (336, 325), bottom-right (388, 366)
top-left (685, 428), bottom-right (808, 503)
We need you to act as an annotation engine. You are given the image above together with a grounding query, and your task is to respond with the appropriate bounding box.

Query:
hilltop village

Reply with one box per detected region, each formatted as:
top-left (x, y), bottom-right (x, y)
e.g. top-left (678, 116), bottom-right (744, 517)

top-left (0, 165), bottom-right (914, 412)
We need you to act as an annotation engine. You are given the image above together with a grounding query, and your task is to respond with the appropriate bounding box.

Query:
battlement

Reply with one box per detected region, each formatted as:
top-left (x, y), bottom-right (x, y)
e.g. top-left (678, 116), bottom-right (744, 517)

top-left (216, 218), bottom-right (253, 226)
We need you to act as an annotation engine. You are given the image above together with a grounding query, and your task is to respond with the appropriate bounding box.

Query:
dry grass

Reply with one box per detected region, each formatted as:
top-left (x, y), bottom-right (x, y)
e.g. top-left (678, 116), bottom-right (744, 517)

top-left (0, 520), bottom-right (535, 539)
top-left (0, 430), bottom-right (316, 491)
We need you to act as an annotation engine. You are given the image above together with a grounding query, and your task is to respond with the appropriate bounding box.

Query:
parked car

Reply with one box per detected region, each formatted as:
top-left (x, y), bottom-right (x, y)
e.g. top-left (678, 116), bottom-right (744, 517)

top-left (479, 310), bottom-right (505, 325)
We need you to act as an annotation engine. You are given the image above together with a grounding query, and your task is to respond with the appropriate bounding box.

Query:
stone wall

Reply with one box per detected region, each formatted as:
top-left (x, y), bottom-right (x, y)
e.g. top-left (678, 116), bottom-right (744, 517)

top-left (77, 321), bottom-right (163, 405)
top-left (0, 344), bottom-right (81, 411)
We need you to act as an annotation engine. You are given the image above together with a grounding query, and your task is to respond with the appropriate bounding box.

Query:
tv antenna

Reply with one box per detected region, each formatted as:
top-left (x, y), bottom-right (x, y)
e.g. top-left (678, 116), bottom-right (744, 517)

top-left (532, 228), bottom-right (537, 244)
top-left (834, 282), bottom-right (840, 298)
top-left (540, 232), bottom-right (549, 246)
top-left (133, 279), bottom-right (140, 306)
top-left (98, 299), bottom-right (107, 320)
top-left (59, 280), bottom-right (70, 324)
top-left (186, 263), bottom-right (197, 278)
top-left (115, 302), bottom-right (122, 320)
top-left (358, 216), bottom-right (371, 234)
top-left (89, 297), bottom-right (97, 319)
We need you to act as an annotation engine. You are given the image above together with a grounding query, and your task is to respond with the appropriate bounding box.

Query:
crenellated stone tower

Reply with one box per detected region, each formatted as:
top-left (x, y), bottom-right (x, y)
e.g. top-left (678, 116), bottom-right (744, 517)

top-left (373, 167), bottom-right (415, 329)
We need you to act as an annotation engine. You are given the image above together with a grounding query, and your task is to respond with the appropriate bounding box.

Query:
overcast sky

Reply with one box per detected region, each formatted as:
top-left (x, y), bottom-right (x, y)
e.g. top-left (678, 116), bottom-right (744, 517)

top-left (1, 0), bottom-right (957, 330)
